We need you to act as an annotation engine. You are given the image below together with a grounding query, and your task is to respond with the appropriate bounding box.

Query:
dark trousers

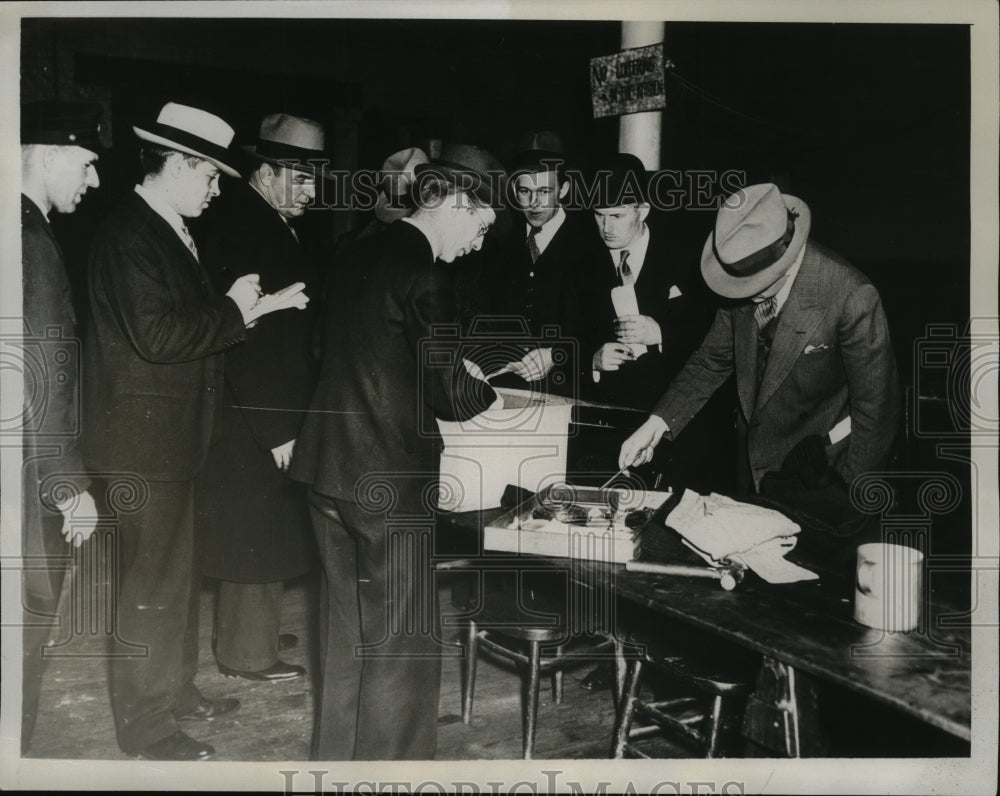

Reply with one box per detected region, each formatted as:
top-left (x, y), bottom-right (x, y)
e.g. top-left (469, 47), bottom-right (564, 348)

top-left (111, 480), bottom-right (202, 753)
top-left (308, 489), bottom-right (441, 761)
top-left (215, 580), bottom-right (282, 671)
top-left (21, 509), bottom-right (68, 754)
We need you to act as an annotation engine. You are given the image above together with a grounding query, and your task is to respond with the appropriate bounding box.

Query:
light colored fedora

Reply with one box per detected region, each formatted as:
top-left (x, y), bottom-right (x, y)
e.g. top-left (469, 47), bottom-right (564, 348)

top-left (375, 146), bottom-right (429, 223)
top-left (701, 183), bottom-right (811, 299)
top-left (242, 113), bottom-right (330, 177)
top-left (133, 102), bottom-right (240, 177)
top-left (414, 143), bottom-right (506, 207)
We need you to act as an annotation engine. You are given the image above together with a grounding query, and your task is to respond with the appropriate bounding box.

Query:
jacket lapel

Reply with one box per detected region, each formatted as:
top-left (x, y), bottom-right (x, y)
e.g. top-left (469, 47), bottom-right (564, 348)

top-left (754, 245), bottom-right (826, 413)
top-left (733, 303), bottom-right (759, 419)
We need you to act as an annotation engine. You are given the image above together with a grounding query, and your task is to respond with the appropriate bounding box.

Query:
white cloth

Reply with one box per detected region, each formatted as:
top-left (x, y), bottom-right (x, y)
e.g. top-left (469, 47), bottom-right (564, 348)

top-left (665, 489), bottom-right (818, 583)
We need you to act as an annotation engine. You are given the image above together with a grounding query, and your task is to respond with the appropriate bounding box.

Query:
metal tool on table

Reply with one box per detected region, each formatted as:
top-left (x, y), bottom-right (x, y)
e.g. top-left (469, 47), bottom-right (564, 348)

top-left (625, 558), bottom-right (747, 591)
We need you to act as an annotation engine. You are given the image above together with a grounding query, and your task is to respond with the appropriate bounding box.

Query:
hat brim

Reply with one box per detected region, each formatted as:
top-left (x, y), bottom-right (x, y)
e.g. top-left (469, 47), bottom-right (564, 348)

top-left (414, 161), bottom-right (496, 207)
top-left (374, 190), bottom-right (415, 223)
top-left (700, 195), bottom-right (811, 299)
top-left (134, 125), bottom-right (240, 177)
top-left (241, 146), bottom-right (335, 180)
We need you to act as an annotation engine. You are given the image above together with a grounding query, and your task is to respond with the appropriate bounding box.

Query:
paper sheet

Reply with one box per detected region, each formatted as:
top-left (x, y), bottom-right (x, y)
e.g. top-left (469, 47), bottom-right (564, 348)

top-left (610, 285), bottom-right (647, 357)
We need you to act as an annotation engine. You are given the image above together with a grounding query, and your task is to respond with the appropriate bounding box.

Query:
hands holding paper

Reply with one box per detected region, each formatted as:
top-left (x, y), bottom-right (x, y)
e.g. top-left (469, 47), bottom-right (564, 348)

top-left (227, 274), bottom-right (310, 327)
top-left (615, 314), bottom-right (661, 346)
top-left (508, 347), bottom-right (554, 382)
top-left (593, 342), bottom-right (634, 372)
top-left (618, 414), bottom-right (669, 470)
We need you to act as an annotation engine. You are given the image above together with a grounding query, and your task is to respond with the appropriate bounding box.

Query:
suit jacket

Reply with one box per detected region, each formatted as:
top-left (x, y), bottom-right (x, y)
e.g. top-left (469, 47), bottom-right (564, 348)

top-left (578, 223), bottom-right (712, 410)
top-left (21, 195), bottom-right (91, 594)
top-left (84, 190), bottom-right (246, 481)
top-left (289, 220), bottom-right (497, 514)
top-left (194, 180), bottom-right (320, 582)
top-left (654, 241), bottom-right (900, 490)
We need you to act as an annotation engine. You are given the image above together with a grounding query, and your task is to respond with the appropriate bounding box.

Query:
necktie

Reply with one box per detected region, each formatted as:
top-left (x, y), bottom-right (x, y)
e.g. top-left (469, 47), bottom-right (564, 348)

top-left (618, 249), bottom-right (634, 285)
top-left (527, 226), bottom-right (541, 264)
top-left (179, 223), bottom-right (199, 261)
top-left (754, 296), bottom-right (778, 331)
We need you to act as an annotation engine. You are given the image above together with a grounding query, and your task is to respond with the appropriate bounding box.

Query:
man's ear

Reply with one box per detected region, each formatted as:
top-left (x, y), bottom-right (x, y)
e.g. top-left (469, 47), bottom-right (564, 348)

top-left (637, 203), bottom-right (651, 223)
top-left (40, 145), bottom-right (59, 172)
top-left (258, 162), bottom-right (277, 186)
top-left (165, 151), bottom-right (186, 178)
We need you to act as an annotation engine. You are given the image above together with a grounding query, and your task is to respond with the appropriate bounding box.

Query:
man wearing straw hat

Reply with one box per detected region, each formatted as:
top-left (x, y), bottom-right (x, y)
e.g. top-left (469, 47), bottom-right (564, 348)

top-left (196, 113), bottom-right (329, 685)
top-left (84, 102), bottom-right (310, 761)
top-left (619, 183), bottom-right (899, 508)
top-left (290, 145), bottom-right (501, 760)
top-left (19, 99), bottom-right (103, 753)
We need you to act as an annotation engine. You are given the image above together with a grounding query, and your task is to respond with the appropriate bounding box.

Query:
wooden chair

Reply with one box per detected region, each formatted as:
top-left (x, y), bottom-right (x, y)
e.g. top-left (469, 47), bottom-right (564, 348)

top-left (612, 634), bottom-right (755, 758)
top-left (445, 563), bottom-right (619, 759)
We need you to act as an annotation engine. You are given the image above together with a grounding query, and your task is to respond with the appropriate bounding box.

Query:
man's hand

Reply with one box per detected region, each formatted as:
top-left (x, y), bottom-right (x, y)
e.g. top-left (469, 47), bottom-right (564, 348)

top-left (618, 415), bottom-right (669, 470)
top-left (54, 490), bottom-right (99, 548)
top-left (593, 342), bottom-right (635, 372)
top-left (227, 274), bottom-right (309, 327)
top-left (271, 439), bottom-right (296, 472)
top-left (509, 347), bottom-right (554, 382)
top-left (615, 314), bottom-right (662, 346)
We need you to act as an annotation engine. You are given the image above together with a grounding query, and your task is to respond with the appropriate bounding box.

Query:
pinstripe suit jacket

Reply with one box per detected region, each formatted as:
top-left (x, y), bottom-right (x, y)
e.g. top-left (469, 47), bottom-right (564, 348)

top-left (653, 241), bottom-right (900, 490)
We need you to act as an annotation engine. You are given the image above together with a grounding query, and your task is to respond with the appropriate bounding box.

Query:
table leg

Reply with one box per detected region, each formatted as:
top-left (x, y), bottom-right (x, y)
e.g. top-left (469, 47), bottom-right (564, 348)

top-left (742, 656), bottom-right (827, 757)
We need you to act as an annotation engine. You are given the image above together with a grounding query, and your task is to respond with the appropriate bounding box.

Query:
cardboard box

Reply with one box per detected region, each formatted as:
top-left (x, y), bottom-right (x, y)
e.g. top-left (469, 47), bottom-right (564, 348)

top-left (437, 388), bottom-right (573, 512)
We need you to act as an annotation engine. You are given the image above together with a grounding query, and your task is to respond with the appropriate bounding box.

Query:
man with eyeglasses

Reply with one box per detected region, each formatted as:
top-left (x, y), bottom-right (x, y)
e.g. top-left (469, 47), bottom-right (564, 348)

top-left (290, 145), bottom-right (501, 760)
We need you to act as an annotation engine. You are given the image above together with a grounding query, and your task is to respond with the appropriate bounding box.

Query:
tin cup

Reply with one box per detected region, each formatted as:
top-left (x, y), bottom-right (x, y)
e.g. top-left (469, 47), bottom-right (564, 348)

top-left (853, 543), bottom-right (924, 632)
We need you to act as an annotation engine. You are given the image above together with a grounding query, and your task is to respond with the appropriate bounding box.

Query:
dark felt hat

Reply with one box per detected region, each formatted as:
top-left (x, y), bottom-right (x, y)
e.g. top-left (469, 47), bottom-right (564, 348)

top-left (21, 100), bottom-right (103, 151)
top-left (414, 143), bottom-right (505, 207)
top-left (592, 152), bottom-right (648, 209)
top-left (509, 130), bottom-right (566, 174)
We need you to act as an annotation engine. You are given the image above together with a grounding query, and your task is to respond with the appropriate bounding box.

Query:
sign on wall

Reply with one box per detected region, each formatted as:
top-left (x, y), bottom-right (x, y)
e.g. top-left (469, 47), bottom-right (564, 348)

top-left (590, 43), bottom-right (667, 119)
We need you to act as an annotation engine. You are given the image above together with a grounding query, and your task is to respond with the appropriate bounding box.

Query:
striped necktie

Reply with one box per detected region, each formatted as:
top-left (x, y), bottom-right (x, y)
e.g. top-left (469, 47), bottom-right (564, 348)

top-left (754, 296), bottom-right (778, 332)
top-left (527, 226), bottom-right (541, 263)
top-left (179, 223), bottom-right (199, 260)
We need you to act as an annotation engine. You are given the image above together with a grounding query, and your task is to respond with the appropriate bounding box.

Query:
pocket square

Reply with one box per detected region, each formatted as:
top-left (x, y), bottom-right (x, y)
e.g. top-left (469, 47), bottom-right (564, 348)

top-left (668, 284), bottom-right (683, 299)
top-left (803, 343), bottom-right (829, 354)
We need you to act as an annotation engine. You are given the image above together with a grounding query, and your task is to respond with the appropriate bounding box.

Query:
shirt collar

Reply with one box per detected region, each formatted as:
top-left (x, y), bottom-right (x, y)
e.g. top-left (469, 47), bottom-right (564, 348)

top-left (525, 207), bottom-right (566, 254)
top-left (607, 222), bottom-right (650, 277)
top-left (134, 183), bottom-right (188, 240)
top-left (772, 244), bottom-right (806, 313)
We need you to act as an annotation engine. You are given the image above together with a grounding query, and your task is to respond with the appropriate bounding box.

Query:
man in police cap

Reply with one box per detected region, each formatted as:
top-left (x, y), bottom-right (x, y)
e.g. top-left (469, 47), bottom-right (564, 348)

top-left (19, 99), bottom-right (103, 753)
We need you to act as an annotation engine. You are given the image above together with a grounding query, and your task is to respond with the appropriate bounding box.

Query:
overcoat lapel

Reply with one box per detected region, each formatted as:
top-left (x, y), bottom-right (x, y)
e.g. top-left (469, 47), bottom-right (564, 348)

top-left (733, 303), bottom-right (759, 420)
top-left (754, 246), bottom-right (826, 413)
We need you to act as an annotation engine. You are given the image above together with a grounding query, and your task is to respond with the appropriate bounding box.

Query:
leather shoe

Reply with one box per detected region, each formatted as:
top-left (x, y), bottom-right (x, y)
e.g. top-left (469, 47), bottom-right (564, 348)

top-left (278, 633), bottom-right (299, 651)
top-left (135, 730), bottom-right (215, 761)
top-left (218, 660), bottom-right (305, 682)
top-left (579, 661), bottom-right (616, 691)
top-left (174, 696), bottom-right (241, 721)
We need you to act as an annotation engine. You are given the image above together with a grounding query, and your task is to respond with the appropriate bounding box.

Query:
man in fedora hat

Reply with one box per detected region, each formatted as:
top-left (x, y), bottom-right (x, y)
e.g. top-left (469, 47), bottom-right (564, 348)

top-left (619, 183), bottom-right (899, 515)
top-left (579, 152), bottom-right (712, 412)
top-left (84, 101), bottom-right (310, 761)
top-left (195, 113), bottom-right (329, 685)
top-left (19, 99), bottom-right (103, 753)
top-left (290, 145), bottom-right (500, 760)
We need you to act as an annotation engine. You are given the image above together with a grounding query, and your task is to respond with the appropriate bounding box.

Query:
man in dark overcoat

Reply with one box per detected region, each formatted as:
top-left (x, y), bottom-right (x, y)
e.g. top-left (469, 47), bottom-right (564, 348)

top-left (19, 100), bottom-right (103, 753)
top-left (578, 153), bottom-right (713, 412)
top-left (289, 149), bottom-right (500, 760)
top-left (196, 113), bottom-right (326, 682)
top-left (83, 102), bottom-right (309, 761)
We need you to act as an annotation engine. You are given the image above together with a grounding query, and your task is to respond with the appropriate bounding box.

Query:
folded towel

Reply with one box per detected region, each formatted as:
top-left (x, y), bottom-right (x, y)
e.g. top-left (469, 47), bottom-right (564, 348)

top-left (666, 489), bottom-right (818, 583)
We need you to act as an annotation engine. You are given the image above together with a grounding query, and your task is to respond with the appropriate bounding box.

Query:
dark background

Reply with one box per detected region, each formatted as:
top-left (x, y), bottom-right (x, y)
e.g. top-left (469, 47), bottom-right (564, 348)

top-left (22, 17), bottom-right (975, 553)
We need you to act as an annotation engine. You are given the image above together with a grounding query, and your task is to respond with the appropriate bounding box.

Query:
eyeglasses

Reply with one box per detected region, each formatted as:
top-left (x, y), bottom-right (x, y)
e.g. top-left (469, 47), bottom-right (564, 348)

top-left (469, 204), bottom-right (490, 238)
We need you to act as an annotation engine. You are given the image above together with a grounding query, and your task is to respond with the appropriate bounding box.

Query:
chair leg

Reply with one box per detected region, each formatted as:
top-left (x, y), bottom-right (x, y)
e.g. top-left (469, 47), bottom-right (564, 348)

top-left (552, 643), bottom-right (565, 705)
top-left (706, 693), bottom-right (724, 758)
top-left (461, 621), bottom-right (478, 724)
top-left (523, 640), bottom-right (542, 759)
top-left (611, 659), bottom-right (644, 758)
top-left (613, 637), bottom-right (627, 712)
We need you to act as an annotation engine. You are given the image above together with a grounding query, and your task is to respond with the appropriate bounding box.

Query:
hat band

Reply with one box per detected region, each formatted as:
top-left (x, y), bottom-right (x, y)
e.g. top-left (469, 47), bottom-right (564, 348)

top-left (145, 122), bottom-right (233, 163)
top-left (256, 139), bottom-right (326, 161)
top-left (713, 209), bottom-right (797, 278)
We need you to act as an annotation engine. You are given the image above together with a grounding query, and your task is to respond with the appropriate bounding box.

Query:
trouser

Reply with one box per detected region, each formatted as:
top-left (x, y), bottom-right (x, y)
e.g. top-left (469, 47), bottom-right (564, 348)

top-left (308, 489), bottom-right (442, 761)
top-left (21, 509), bottom-right (68, 754)
top-left (214, 580), bottom-right (282, 671)
top-left (111, 480), bottom-right (203, 754)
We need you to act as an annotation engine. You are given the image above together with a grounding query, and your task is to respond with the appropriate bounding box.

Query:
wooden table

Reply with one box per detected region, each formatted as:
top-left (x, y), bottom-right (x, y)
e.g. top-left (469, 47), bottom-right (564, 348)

top-left (435, 508), bottom-right (972, 754)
